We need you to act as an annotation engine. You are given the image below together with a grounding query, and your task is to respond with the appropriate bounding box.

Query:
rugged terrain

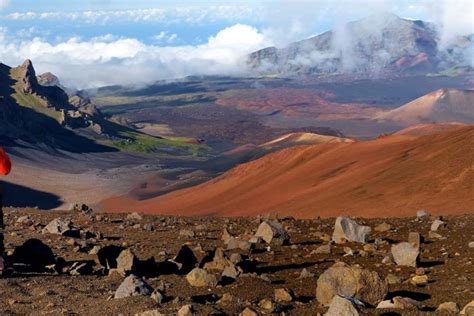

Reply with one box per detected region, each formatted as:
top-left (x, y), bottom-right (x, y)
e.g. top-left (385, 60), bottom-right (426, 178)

top-left (0, 207), bottom-right (472, 315)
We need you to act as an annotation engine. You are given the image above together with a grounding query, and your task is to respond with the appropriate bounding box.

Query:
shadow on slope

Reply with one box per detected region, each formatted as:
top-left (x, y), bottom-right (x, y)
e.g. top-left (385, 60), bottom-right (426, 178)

top-left (0, 180), bottom-right (62, 209)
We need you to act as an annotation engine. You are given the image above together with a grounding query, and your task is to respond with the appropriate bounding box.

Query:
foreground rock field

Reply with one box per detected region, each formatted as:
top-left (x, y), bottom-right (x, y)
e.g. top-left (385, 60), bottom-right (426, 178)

top-left (0, 207), bottom-right (473, 315)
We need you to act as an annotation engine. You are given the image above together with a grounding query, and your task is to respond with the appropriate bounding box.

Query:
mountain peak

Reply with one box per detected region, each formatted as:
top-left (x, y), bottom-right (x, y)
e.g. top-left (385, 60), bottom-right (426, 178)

top-left (16, 59), bottom-right (38, 94)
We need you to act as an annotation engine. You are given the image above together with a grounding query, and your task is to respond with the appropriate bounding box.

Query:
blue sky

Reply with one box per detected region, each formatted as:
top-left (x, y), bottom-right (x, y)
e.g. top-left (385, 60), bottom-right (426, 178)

top-left (0, 0), bottom-right (471, 87)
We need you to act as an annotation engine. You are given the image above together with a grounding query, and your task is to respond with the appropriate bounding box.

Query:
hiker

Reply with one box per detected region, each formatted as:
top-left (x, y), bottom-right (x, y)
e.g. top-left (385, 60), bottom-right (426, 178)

top-left (0, 147), bottom-right (12, 272)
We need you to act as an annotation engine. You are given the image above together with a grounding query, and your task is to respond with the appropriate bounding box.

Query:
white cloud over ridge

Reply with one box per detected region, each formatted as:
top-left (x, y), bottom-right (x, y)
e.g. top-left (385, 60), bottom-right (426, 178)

top-left (0, 24), bottom-right (271, 88)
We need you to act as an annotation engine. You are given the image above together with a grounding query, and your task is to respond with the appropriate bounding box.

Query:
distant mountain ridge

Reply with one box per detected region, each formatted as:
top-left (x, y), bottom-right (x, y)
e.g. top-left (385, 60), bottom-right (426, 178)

top-left (248, 13), bottom-right (473, 77)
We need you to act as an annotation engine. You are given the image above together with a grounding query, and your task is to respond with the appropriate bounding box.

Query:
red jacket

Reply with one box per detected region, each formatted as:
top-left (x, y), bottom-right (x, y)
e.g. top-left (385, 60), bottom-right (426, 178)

top-left (0, 147), bottom-right (11, 176)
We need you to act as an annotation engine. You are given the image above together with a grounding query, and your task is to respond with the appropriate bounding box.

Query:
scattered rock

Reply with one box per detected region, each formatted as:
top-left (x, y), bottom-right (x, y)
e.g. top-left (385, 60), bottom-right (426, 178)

top-left (431, 219), bottom-right (445, 231)
top-left (325, 295), bottom-right (359, 316)
top-left (222, 228), bottom-right (232, 244)
top-left (316, 263), bottom-right (387, 306)
top-left (437, 302), bottom-right (459, 313)
top-left (69, 261), bottom-right (95, 276)
top-left (429, 231), bottom-right (444, 239)
top-left (186, 268), bottom-right (218, 287)
top-left (332, 217), bottom-right (371, 244)
top-left (374, 222), bottom-right (391, 232)
top-left (461, 300), bottom-right (474, 315)
top-left (258, 298), bottom-right (275, 311)
top-left (114, 274), bottom-right (153, 299)
top-left (151, 289), bottom-right (164, 304)
top-left (16, 215), bottom-right (33, 225)
top-left (391, 242), bottom-right (419, 267)
top-left (97, 245), bottom-right (125, 270)
top-left (385, 274), bottom-right (401, 284)
top-left (392, 296), bottom-right (421, 309)
top-left (11, 239), bottom-right (56, 270)
top-left (469, 241), bottom-right (474, 248)
top-left (173, 245), bottom-right (198, 274)
top-left (240, 307), bottom-right (258, 316)
top-left (126, 212), bottom-right (143, 221)
top-left (408, 232), bottom-right (421, 249)
top-left (313, 244), bottom-right (331, 254)
top-left (72, 203), bottom-right (93, 216)
top-left (410, 275), bottom-right (428, 286)
top-left (254, 220), bottom-right (289, 245)
top-left (135, 310), bottom-right (164, 316)
top-left (203, 248), bottom-right (232, 271)
top-left (116, 249), bottom-right (139, 275)
top-left (416, 210), bottom-right (430, 218)
top-left (298, 268), bottom-right (315, 279)
top-left (177, 304), bottom-right (193, 316)
top-left (179, 229), bottom-right (195, 238)
top-left (222, 264), bottom-right (240, 280)
top-left (42, 218), bottom-right (79, 237)
top-left (226, 238), bottom-right (253, 251)
top-left (274, 288), bottom-right (293, 302)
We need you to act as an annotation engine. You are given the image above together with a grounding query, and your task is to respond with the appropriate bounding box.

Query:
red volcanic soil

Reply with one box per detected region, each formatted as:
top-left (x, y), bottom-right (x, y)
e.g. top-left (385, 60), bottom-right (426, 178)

top-left (216, 88), bottom-right (381, 120)
top-left (394, 122), bottom-right (467, 136)
top-left (103, 126), bottom-right (474, 218)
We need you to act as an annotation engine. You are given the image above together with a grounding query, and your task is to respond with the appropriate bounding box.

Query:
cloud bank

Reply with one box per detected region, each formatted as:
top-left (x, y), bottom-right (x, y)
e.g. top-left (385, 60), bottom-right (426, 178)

top-left (0, 24), bottom-right (271, 88)
top-left (0, 0), bottom-right (471, 88)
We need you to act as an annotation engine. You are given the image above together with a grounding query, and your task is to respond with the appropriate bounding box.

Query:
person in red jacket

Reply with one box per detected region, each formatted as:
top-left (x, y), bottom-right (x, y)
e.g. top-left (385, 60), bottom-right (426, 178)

top-left (0, 147), bottom-right (11, 272)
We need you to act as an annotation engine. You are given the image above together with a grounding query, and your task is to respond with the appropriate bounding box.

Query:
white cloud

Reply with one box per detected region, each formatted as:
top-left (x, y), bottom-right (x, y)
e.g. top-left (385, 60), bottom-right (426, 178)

top-left (0, 24), bottom-right (271, 88)
top-left (5, 5), bottom-right (262, 24)
top-left (0, 0), bottom-right (9, 9)
top-left (153, 31), bottom-right (178, 44)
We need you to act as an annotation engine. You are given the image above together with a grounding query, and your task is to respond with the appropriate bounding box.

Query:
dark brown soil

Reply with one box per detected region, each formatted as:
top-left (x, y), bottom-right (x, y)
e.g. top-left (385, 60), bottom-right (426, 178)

top-left (0, 208), bottom-right (473, 315)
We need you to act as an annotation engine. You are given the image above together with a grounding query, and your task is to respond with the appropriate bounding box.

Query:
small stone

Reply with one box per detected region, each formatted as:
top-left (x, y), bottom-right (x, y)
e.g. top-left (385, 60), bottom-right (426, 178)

top-left (298, 268), bottom-right (314, 279)
top-left (408, 232), bottom-right (421, 249)
top-left (411, 275), bottom-right (428, 286)
top-left (254, 220), bottom-right (289, 245)
top-left (114, 275), bottom-right (153, 299)
top-left (431, 219), bottom-right (445, 231)
top-left (392, 296), bottom-right (421, 309)
top-left (332, 217), bottom-right (371, 244)
top-left (391, 242), bottom-right (419, 267)
top-left (258, 299), bottom-right (274, 311)
top-left (135, 310), bottom-right (164, 316)
top-left (437, 302), bottom-right (459, 313)
top-left (274, 288), bottom-right (293, 302)
top-left (179, 229), bottom-right (195, 238)
top-left (217, 293), bottom-right (233, 305)
top-left (385, 274), bottom-right (401, 284)
top-left (222, 264), bottom-right (239, 280)
top-left (222, 228), bottom-right (232, 244)
top-left (313, 244), bottom-right (331, 254)
top-left (126, 212), bottom-right (143, 221)
top-left (469, 242), bottom-right (474, 248)
top-left (374, 222), bottom-right (391, 232)
top-left (240, 307), bottom-right (258, 316)
top-left (226, 238), bottom-right (252, 251)
top-left (151, 289), bottom-right (164, 304)
top-left (461, 300), bottom-right (474, 315)
top-left (416, 210), bottom-right (430, 218)
top-left (186, 268), bottom-right (218, 287)
top-left (326, 295), bottom-right (359, 316)
top-left (376, 300), bottom-right (396, 309)
top-left (42, 218), bottom-right (79, 237)
top-left (429, 231), bottom-right (444, 239)
top-left (382, 256), bottom-right (394, 265)
top-left (177, 304), bottom-right (193, 316)
top-left (116, 249), bottom-right (138, 275)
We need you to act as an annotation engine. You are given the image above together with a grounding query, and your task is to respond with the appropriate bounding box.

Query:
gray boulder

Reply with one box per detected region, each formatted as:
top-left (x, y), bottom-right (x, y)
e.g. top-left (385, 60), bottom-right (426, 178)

top-left (325, 295), bottom-right (360, 316)
top-left (254, 220), bottom-right (289, 245)
top-left (114, 274), bottom-right (153, 299)
top-left (391, 242), bottom-right (419, 267)
top-left (316, 263), bottom-right (387, 306)
top-left (186, 268), bottom-right (218, 287)
top-left (332, 217), bottom-right (371, 244)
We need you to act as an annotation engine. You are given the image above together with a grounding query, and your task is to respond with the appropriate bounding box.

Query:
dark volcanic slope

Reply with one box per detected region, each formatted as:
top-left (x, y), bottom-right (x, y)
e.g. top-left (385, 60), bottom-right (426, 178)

top-left (103, 126), bottom-right (474, 218)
